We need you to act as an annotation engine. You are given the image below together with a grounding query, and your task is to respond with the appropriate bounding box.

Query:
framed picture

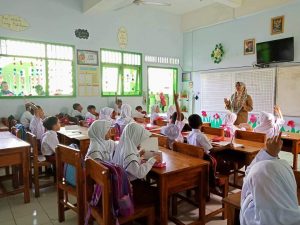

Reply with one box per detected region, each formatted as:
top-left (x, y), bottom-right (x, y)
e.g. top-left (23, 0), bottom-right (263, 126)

top-left (77, 50), bottom-right (99, 66)
top-left (271, 15), bottom-right (284, 35)
top-left (182, 72), bottom-right (191, 82)
top-left (244, 39), bottom-right (255, 55)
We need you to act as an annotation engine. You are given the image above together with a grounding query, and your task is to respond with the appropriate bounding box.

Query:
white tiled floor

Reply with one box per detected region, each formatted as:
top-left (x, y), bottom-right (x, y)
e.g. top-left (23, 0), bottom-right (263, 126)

top-left (0, 151), bottom-right (297, 225)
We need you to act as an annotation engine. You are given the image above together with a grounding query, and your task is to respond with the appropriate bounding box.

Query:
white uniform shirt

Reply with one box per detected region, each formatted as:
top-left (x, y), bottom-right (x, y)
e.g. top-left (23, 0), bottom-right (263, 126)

top-left (187, 129), bottom-right (213, 154)
top-left (41, 130), bottom-right (59, 156)
top-left (132, 110), bottom-right (145, 119)
top-left (29, 116), bottom-right (45, 140)
top-left (71, 110), bottom-right (85, 118)
top-left (20, 111), bottom-right (33, 129)
top-left (85, 112), bottom-right (96, 120)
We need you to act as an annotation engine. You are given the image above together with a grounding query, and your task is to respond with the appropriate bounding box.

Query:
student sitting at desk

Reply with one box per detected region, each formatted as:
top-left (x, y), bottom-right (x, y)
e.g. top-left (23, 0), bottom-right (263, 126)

top-left (150, 104), bottom-right (161, 124)
top-left (187, 114), bottom-right (233, 186)
top-left (29, 105), bottom-right (45, 141)
top-left (41, 116), bottom-right (60, 163)
top-left (71, 103), bottom-right (85, 121)
top-left (99, 107), bottom-right (116, 122)
top-left (85, 120), bottom-right (116, 161)
top-left (161, 93), bottom-right (185, 143)
top-left (222, 111), bottom-right (245, 137)
top-left (115, 104), bottom-right (135, 133)
top-left (20, 102), bottom-right (34, 129)
top-left (166, 105), bottom-right (176, 122)
top-left (85, 105), bottom-right (98, 120)
top-left (132, 106), bottom-right (146, 119)
top-left (240, 133), bottom-right (300, 225)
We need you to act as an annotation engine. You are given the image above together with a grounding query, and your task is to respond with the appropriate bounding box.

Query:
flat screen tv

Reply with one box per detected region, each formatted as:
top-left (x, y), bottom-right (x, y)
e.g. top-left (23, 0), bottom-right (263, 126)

top-left (256, 37), bottom-right (294, 64)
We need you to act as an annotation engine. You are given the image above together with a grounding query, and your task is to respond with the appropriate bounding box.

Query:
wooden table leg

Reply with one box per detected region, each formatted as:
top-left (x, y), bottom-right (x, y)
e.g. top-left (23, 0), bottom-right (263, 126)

top-left (159, 176), bottom-right (168, 225)
top-left (23, 148), bottom-right (30, 203)
top-left (292, 141), bottom-right (298, 170)
top-left (199, 167), bottom-right (208, 225)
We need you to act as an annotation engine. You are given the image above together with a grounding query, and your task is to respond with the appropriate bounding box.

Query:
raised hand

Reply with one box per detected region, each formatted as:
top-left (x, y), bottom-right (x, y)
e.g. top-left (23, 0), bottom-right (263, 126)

top-left (174, 93), bottom-right (179, 101)
top-left (266, 132), bottom-right (283, 157)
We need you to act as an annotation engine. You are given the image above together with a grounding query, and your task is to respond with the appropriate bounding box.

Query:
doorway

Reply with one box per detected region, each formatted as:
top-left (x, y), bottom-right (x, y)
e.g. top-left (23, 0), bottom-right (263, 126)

top-left (147, 67), bottom-right (178, 113)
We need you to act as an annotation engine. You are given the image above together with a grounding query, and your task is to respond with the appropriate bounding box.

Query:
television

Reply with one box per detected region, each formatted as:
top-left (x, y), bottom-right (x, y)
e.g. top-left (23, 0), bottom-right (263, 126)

top-left (256, 37), bottom-right (294, 64)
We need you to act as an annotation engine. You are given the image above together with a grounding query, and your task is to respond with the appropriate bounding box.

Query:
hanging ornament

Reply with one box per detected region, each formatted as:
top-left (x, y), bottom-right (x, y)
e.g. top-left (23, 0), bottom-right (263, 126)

top-left (211, 43), bottom-right (224, 64)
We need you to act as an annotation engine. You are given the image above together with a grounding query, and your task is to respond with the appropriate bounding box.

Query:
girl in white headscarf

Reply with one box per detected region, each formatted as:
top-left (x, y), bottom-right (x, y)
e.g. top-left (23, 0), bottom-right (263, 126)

top-left (150, 104), bottom-right (160, 124)
top-left (240, 133), bottom-right (300, 225)
top-left (254, 106), bottom-right (284, 139)
top-left (115, 104), bottom-right (135, 132)
top-left (222, 111), bottom-right (243, 136)
top-left (166, 105), bottom-right (176, 120)
top-left (112, 122), bottom-right (159, 181)
top-left (99, 107), bottom-right (115, 122)
top-left (85, 120), bottom-right (116, 161)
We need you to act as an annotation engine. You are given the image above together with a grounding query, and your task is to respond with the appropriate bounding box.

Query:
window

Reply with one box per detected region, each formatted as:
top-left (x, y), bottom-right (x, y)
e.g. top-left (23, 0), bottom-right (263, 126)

top-left (145, 55), bottom-right (180, 65)
top-left (0, 38), bottom-right (75, 97)
top-left (100, 49), bottom-right (142, 96)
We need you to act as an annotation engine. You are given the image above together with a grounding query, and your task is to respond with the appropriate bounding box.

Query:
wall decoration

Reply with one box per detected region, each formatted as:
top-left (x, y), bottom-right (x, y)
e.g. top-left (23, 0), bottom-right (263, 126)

top-left (271, 15), bottom-right (284, 35)
top-left (117, 27), bottom-right (128, 49)
top-left (0, 15), bottom-right (29, 32)
top-left (77, 50), bottom-right (98, 66)
top-left (78, 65), bottom-right (100, 97)
top-left (244, 38), bottom-right (255, 55)
top-left (211, 43), bottom-right (224, 64)
top-left (182, 72), bottom-right (191, 82)
top-left (75, 29), bottom-right (89, 39)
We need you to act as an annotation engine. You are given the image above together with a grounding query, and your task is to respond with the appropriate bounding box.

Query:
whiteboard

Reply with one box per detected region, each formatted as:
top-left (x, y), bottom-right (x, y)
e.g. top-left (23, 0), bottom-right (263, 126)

top-left (197, 68), bottom-right (276, 114)
top-left (276, 66), bottom-right (300, 116)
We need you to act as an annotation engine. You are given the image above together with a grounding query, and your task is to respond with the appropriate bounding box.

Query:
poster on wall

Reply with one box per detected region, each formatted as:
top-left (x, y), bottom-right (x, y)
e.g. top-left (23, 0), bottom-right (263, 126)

top-left (78, 65), bottom-right (100, 96)
top-left (77, 50), bottom-right (99, 66)
top-left (0, 15), bottom-right (29, 32)
top-left (182, 72), bottom-right (191, 82)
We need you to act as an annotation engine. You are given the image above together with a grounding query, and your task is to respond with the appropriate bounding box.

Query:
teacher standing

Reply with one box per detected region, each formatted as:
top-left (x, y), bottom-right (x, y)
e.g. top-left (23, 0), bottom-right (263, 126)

top-left (224, 82), bottom-right (253, 125)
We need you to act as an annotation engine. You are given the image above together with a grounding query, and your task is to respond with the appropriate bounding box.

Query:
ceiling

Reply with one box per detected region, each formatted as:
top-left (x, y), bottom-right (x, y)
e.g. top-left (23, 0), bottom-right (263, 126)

top-left (83, 0), bottom-right (243, 15)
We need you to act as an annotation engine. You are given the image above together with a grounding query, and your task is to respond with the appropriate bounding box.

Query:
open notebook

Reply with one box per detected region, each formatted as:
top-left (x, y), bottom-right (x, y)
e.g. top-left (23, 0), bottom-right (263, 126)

top-left (212, 141), bottom-right (244, 148)
top-left (141, 137), bottom-right (162, 159)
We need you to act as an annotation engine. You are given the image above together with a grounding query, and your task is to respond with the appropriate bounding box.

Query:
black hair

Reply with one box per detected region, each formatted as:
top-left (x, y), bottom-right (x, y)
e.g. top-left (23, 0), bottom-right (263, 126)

top-left (87, 105), bottom-right (96, 110)
top-left (73, 103), bottom-right (80, 110)
top-left (188, 114), bottom-right (203, 129)
top-left (135, 106), bottom-right (142, 111)
top-left (43, 116), bottom-right (58, 131)
top-left (116, 99), bottom-right (122, 104)
top-left (171, 112), bottom-right (184, 124)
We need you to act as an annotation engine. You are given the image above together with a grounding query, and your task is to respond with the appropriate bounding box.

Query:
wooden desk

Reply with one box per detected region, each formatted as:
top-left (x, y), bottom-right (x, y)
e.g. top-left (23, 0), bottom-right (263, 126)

top-left (0, 132), bottom-right (30, 203)
top-left (57, 126), bottom-right (90, 156)
top-left (281, 132), bottom-right (300, 170)
top-left (222, 192), bottom-right (241, 225)
top-left (149, 147), bottom-right (209, 225)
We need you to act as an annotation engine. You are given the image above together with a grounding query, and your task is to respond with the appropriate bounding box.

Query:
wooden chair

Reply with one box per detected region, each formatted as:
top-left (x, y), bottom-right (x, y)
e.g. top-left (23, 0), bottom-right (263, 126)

top-left (234, 130), bottom-right (266, 143)
top-left (151, 133), bottom-right (169, 149)
top-left (172, 142), bottom-right (229, 221)
top-left (201, 126), bottom-right (224, 137)
top-left (27, 132), bottom-right (55, 197)
top-left (56, 144), bottom-right (84, 225)
top-left (85, 158), bottom-right (155, 225)
top-left (223, 170), bottom-right (300, 225)
top-left (154, 119), bottom-right (166, 126)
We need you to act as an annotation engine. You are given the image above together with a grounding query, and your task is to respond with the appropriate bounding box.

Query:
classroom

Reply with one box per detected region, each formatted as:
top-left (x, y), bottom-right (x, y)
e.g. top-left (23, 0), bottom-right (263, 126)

top-left (1, 0), bottom-right (300, 224)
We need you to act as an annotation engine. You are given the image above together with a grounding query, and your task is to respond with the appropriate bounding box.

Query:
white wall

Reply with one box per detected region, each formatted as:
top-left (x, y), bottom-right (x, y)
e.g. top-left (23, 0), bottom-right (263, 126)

top-left (0, 0), bottom-right (183, 118)
top-left (183, 0), bottom-right (300, 129)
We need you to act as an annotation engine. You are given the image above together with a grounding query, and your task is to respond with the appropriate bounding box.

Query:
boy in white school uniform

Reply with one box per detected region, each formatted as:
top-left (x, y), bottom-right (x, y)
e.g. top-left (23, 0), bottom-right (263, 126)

top-left (29, 105), bottom-right (45, 141)
top-left (41, 116), bottom-right (60, 163)
top-left (20, 103), bottom-right (34, 129)
top-left (132, 106), bottom-right (146, 119)
top-left (71, 103), bottom-right (85, 120)
top-left (85, 105), bottom-right (98, 120)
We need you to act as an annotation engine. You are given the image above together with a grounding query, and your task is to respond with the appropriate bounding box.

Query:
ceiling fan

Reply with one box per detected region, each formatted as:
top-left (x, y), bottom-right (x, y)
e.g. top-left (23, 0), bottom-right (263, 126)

top-left (115, 0), bottom-right (171, 11)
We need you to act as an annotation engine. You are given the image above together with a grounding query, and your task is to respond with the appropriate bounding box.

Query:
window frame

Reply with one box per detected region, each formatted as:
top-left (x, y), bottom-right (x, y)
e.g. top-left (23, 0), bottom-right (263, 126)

top-left (100, 48), bottom-right (142, 97)
top-left (0, 36), bottom-right (76, 98)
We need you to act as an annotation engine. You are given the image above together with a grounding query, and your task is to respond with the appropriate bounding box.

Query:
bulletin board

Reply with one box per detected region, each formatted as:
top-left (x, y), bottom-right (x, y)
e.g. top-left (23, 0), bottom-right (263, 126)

top-left (276, 66), bottom-right (300, 116)
top-left (77, 65), bottom-right (100, 96)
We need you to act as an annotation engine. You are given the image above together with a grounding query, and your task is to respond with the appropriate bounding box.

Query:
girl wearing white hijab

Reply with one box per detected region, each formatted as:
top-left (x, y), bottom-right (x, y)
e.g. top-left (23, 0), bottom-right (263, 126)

top-left (112, 122), bottom-right (158, 181)
top-left (166, 105), bottom-right (176, 120)
top-left (99, 107), bottom-right (115, 122)
top-left (254, 106), bottom-right (284, 139)
top-left (150, 104), bottom-right (160, 124)
top-left (223, 111), bottom-right (244, 136)
top-left (85, 120), bottom-right (116, 161)
top-left (115, 104), bottom-right (135, 132)
top-left (240, 133), bottom-right (300, 225)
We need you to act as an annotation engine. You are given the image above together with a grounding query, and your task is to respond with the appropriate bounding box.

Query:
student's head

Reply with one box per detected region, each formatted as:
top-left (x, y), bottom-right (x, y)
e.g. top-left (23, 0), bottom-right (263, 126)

top-left (188, 114), bottom-right (203, 129)
top-left (1, 81), bottom-right (9, 91)
top-left (121, 122), bottom-right (151, 147)
top-left (151, 104), bottom-right (160, 114)
top-left (34, 105), bottom-right (44, 118)
top-left (25, 103), bottom-right (35, 115)
top-left (73, 103), bottom-right (83, 112)
top-left (235, 81), bottom-right (246, 94)
top-left (135, 106), bottom-right (143, 112)
top-left (88, 120), bottom-right (112, 141)
top-left (87, 105), bottom-right (96, 114)
top-left (120, 104), bottom-right (132, 118)
top-left (111, 110), bottom-right (116, 120)
top-left (43, 116), bottom-right (60, 131)
top-left (171, 112), bottom-right (185, 124)
top-left (116, 99), bottom-right (122, 108)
